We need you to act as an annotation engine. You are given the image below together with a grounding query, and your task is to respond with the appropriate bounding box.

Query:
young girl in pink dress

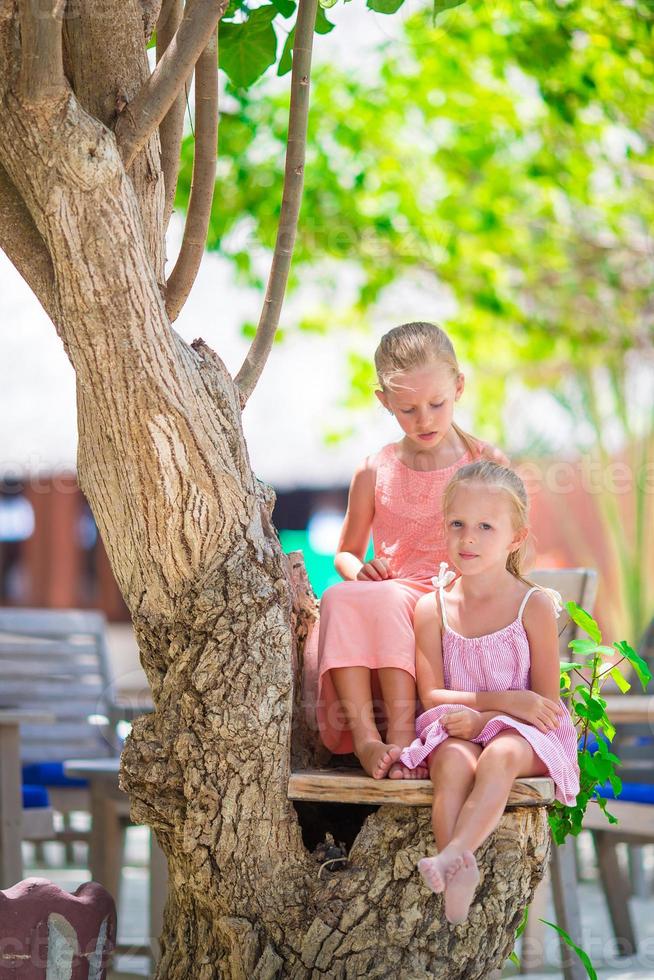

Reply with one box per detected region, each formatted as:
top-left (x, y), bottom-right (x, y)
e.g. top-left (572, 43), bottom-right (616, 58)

top-left (312, 321), bottom-right (507, 780)
top-left (399, 460), bottom-right (580, 924)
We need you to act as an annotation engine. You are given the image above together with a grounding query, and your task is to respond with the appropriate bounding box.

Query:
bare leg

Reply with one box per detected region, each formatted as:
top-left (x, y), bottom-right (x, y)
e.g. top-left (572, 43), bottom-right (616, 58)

top-left (431, 739), bottom-right (483, 849)
top-left (443, 732), bottom-right (548, 924)
top-left (330, 666), bottom-right (401, 779)
top-left (376, 667), bottom-right (427, 780)
top-left (417, 739), bottom-right (481, 894)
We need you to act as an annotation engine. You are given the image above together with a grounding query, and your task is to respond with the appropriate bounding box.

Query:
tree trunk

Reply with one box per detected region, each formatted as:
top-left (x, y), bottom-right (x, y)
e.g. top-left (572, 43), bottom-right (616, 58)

top-left (0, 4), bottom-right (551, 975)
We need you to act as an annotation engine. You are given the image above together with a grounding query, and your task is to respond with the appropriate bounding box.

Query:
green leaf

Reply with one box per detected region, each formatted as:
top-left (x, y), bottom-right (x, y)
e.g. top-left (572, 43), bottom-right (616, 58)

top-left (220, 5), bottom-right (278, 89)
top-left (515, 905), bottom-right (529, 940)
top-left (613, 640), bottom-right (652, 691)
top-left (147, 30), bottom-right (157, 49)
top-left (277, 26), bottom-right (294, 76)
top-left (270, 0), bottom-right (296, 16)
top-left (609, 667), bottom-right (631, 693)
top-left (566, 602), bottom-right (602, 644)
top-left (508, 952), bottom-right (520, 967)
top-left (595, 794), bottom-right (619, 825)
top-left (367, 0), bottom-right (406, 12)
top-left (319, 0), bottom-right (339, 7)
top-left (433, 0), bottom-right (466, 19)
top-left (315, 7), bottom-right (336, 31)
top-left (223, 0), bottom-right (246, 18)
top-left (540, 920), bottom-right (598, 979)
top-left (560, 661), bottom-right (585, 672)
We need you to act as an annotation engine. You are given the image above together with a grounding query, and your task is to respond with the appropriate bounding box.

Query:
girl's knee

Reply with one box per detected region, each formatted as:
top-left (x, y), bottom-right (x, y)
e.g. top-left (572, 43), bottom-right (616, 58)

top-left (320, 580), bottom-right (349, 604)
top-left (478, 736), bottom-right (526, 774)
top-left (430, 739), bottom-right (480, 778)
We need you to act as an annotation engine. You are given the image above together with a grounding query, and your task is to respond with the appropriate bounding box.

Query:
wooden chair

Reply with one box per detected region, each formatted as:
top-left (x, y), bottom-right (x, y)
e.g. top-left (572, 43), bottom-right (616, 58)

top-left (0, 608), bottom-right (144, 897)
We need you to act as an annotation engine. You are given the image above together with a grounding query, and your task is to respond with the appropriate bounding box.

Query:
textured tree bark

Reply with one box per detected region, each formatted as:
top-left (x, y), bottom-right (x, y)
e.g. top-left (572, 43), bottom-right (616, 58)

top-left (0, 3), bottom-right (552, 975)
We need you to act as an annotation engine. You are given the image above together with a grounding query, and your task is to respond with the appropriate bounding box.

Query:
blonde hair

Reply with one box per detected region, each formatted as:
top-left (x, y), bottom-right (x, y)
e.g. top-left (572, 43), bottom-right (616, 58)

top-left (442, 459), bottom-right (535, 586)
top-left (374, 321), bottom-right (480, 460)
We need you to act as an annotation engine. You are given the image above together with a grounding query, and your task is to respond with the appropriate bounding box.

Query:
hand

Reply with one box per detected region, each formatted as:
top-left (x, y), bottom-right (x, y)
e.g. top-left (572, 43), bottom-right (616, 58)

top-left (477, 441), bottom-right (510, 468)
top-left (441, 708), bottom-right (484, 740)
top-left (356, 557), bottom-right (392, 581)
top-left (500, 690), bottom-right (561, 733)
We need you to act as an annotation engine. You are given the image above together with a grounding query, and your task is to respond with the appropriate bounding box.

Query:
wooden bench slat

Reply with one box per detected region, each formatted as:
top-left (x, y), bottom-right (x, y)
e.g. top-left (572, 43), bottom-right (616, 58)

top-left (288, 768), bottom-right (555, 807)
top-left (0, 640), bottom-right (100, 658)
top-left (0, 609), bottom-right (107, 634)
top-left (583, 800), bottom-right (654, 841)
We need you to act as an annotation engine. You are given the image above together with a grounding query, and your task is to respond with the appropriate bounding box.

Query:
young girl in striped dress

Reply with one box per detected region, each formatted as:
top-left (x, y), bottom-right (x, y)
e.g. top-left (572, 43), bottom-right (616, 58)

top-left (309, 322), bottom-right (508, 780)
top-left (399, 460), bottom-right (580, 924)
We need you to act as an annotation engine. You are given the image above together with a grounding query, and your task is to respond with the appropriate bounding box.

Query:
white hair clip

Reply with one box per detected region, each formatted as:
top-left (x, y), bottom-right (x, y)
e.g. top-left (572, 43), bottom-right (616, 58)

top-left (431, 561), bottom-right (456, 590)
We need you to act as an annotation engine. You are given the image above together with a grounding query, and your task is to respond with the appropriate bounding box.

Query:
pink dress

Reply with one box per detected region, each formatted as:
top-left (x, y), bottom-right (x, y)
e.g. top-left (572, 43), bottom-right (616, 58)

top-left (399, 580), bottom-right (580, 806)
top-left (309, 442), bottom-right (474, 755)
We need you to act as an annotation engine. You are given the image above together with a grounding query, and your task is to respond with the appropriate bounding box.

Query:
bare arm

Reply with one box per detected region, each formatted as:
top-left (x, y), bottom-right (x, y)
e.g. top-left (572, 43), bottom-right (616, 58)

top-left (522, 590), bottom-right (562, 703)
top-left (333, 460), bottom-right (375, 581)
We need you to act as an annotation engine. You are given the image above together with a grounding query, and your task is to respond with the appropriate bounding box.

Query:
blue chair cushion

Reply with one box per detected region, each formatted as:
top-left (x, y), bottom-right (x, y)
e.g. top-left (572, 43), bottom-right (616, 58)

top-left (22, 784), bottom-right (50, 808)
top-left (597, 781), bottom-right (654, 805)
top-left (22, 762), bottom-right (87, 789)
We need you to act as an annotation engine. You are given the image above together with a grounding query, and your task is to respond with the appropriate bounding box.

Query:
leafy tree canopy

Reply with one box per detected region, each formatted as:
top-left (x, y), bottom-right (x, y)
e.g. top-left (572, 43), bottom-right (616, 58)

top-left (177, 0), bottom-right (654, 439)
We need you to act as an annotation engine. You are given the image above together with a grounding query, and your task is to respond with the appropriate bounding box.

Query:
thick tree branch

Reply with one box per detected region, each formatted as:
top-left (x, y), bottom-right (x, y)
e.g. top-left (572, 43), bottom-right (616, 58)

top-left (165, 29), bottom-right (217, 321)
top-left (115, 0), bottom-right (227, 170)
top-left (157, 0), bottom-right (188, 231)
top-left (18, 0), bottom-right (66, 101)
top-left (62, 0), bottom-right (166, 285)
top-left (235, 0), bottom-right (318, 403)
top-left (0, 163), bottom-right (55, 317)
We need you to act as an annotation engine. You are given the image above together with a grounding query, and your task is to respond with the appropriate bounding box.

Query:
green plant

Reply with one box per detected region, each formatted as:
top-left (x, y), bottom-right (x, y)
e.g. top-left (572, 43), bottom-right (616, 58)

top-left (549, 600), bottom-right (652, 844)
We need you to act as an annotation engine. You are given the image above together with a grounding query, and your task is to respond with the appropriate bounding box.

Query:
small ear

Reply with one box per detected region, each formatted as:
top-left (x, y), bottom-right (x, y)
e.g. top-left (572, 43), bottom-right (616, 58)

top-left (375, 388), bottom-right (389, 411)
top-left (454, 372), bottom-right (465, 401)
top-left (510, 526), bottom-right (529, 551)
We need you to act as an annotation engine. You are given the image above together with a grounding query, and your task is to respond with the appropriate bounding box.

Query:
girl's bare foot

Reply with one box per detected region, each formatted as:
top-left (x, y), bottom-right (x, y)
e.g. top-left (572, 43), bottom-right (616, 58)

top-left (388, 761), bottom-right (429, 780)
top-left (417, 845), bottom-right (463, 894)
top-left (356, 740), bottom-right (402, 779)
top-left (444, 850), bottom-right (480, 925)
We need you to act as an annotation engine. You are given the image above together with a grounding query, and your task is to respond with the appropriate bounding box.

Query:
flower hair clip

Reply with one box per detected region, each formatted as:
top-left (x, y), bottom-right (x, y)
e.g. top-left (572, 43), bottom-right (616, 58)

top-left (431, 561), bottom-right (456, 590)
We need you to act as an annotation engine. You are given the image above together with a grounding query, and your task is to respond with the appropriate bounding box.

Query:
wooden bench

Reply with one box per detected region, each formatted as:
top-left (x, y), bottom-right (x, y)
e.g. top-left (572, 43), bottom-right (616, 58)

top-left (289, 769), bottom-right (555, 807)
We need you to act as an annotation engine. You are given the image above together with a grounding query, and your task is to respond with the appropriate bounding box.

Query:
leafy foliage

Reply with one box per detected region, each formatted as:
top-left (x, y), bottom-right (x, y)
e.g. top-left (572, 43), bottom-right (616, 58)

top-left (201, 0), bottom-right (654, 392)
top-left (217, 0), bottom-right (336, 89)
top-left (549, 600), bottom-right (652, 844)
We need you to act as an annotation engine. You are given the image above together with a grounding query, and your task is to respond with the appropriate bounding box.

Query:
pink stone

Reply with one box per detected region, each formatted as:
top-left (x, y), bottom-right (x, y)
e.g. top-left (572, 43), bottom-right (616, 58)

top-left (0, 878), bottom-right (116, 979)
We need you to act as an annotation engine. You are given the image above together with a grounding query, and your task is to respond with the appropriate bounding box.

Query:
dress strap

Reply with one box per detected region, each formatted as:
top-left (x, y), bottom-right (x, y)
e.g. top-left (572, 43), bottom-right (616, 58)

top-left (437, 587), bottom-right (449, 631)
top-left (518, 585), bottom-right (565, 622)
top-left (431, 562), bottom-right (456, 632)
top-left (518, 587), bottom-right (539, 623)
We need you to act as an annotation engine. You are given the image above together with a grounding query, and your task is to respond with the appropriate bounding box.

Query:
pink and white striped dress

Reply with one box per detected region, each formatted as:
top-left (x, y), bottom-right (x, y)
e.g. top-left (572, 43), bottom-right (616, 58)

top-left (399, 576), bottom-right (580, 806)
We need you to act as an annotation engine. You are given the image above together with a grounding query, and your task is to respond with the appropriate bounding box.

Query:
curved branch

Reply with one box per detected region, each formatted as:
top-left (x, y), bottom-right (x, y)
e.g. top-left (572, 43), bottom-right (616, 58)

top-left (115, 0), bottom-right (227, 169)
top-left (157, 0), bottom-right (188, 231)
top-left (18, 0), bottom-right (66, 101)
top-left (165, 29), bottom-right (218, 322)
top-left (235, 0), bottom-right (318, 404)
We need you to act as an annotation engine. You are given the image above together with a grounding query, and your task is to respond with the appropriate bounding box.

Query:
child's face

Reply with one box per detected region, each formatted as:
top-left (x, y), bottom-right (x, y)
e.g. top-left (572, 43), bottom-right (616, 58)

top-left (375, 362), bottom-right (464, 451)
top-left (445, 483), bottom-right (527, 575)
